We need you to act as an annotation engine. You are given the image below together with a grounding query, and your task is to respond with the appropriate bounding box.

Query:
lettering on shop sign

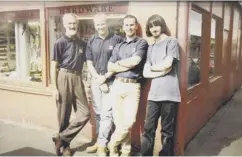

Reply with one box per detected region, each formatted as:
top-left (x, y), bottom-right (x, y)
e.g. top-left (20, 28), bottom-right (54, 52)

top-left (54, 2), bottom-right (128, 15)
top-left (60, 5), bottom-right (114, 14)
top-left (1, 10), bottom-right (39, 21)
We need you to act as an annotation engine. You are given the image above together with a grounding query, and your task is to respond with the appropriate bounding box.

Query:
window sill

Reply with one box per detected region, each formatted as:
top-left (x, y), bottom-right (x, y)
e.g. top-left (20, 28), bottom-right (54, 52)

top-left (0, 77), bottom-right (53, 96)
top-left (188, 81), bottom-right (202, 95)
top-left (209, 75), bottom-right (222, 83)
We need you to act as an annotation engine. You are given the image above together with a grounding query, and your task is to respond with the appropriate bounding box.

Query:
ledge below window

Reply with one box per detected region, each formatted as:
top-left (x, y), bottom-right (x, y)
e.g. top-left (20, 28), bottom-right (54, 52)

top-left (0, 78), bottom-right (53, 96)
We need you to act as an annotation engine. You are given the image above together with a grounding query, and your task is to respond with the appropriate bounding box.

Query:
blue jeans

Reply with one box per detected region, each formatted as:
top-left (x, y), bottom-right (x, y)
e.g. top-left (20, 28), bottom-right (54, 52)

top-left (91, 80), bottom-right (113, 146)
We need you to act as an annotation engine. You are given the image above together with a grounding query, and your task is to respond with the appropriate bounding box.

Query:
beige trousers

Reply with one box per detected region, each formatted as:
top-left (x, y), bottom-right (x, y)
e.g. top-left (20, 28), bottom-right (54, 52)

top-left (109, 79), bottom-right (141, 154)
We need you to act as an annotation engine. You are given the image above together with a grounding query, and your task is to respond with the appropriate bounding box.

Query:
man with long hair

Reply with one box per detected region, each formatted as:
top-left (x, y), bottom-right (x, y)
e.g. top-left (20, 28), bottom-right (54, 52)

top-left (141, 14), bottom-right (181, 156)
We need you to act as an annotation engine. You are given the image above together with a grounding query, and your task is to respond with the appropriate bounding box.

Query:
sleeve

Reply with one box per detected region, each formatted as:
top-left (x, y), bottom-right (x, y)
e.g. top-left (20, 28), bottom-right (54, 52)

top-left (145, 46), bottom-right (152, 66)
top-left (134, 39), bottom-right (149, 58)
top-left (52, 40), bottom-right (62, 61)
top-left (167, 38), bottom-right (180, 61)
top-left (109, 44), bottom-right (120, 63)
top-left (85, 38), bottom-right (93, 61)
top-left (117, 35), bottom-right (124, 44)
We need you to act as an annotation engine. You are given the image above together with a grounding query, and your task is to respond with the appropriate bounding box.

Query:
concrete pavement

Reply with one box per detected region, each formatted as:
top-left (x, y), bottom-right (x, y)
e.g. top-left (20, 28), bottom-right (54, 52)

top-left (1, 90), bottom-right (242, 156)
top-left (0, 119), bottom-right (93, 156)
top-left (185, 89), bottom-right (242, 156)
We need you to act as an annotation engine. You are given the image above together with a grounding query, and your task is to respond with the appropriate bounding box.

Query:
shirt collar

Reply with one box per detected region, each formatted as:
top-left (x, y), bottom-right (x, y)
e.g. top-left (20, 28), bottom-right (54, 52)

top-left (95, 32), bottom-right (114, 40)
top-left (63, 34), bottom-right (78, 41)
top-left (124, 36), bottom-right (138, 43)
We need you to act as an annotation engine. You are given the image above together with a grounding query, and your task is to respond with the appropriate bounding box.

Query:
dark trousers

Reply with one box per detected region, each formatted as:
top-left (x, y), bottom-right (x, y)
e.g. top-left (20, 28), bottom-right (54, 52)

top-left (56, 71), bottom-right (90, 143)
top-left (141, 100), bottom-right (178, 156)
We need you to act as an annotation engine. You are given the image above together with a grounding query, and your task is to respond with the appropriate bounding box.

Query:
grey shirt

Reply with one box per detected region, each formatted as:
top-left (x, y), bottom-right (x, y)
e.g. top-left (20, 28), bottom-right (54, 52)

top-left (146, 37), bottom-right (181, 102)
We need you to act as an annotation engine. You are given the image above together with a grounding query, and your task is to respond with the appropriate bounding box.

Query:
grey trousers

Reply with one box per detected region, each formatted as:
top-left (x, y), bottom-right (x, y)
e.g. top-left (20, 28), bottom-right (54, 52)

top-left (91, 80), bottom-right (114, 146)
top-left (56, 70), bottom-right (90, 143)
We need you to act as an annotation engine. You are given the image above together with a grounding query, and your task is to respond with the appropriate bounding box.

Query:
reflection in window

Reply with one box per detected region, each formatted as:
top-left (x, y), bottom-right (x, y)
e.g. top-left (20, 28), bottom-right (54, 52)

top-left (188, 10), bottom-right (202, 87)
top-left (0, 20), bottom-right (41, 82)
top-left (210, 18), bottom-right (216, 76)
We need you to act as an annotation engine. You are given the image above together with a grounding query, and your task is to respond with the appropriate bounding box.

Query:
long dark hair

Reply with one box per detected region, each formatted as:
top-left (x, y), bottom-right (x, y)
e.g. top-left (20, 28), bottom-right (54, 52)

top-left (145, 14), bottom-right (171, 37)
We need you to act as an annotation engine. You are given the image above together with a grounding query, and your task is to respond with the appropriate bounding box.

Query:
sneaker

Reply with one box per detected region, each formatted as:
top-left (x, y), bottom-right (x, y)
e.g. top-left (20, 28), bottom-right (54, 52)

top-left (86, 143), bottom-right (98, 153)
top-left (120, 151), bottom-right (130, 157)
top-left (109, 146), bottom-right (119, 156)
top-left (96, 146), bottom-right (108, 157)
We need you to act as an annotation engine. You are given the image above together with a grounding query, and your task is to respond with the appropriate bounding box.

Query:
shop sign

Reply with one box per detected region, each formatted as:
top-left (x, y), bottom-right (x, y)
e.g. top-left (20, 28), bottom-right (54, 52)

top-left (0, 10), bottom-right (39, 21)
top-left (47, 2), bottom-right (128, 16)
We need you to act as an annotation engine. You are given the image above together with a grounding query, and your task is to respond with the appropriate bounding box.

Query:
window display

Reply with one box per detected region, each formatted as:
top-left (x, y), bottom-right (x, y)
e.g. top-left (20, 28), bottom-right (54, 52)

top-left (188, 10), bottom-right (202, 87)
top-left (0, 10), bottom-right (42, 82)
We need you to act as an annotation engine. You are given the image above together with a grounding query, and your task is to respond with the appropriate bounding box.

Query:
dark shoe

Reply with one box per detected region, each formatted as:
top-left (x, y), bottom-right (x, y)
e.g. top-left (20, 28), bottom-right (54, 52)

top-left (159, 136), bottom-right (174, 156)
top-left (52, 133), bottom-right (63, 156)
top-left (63, 147), bottom-right (72, 156)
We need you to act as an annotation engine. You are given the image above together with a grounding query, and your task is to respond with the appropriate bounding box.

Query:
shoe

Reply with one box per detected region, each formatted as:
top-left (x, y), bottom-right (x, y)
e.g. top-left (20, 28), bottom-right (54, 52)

top-left (62, 146), bottom-right (72, 156)
top-left (96, 146), bottom-right (108, 156)
top-left (52, 133), bottom-right (63, 156)
top-left (109, 146), bottom-right (119, 156)
top-left (86, 143), bottom-right (98, 153)
top-left (120, 151), bottom-right (130, 156)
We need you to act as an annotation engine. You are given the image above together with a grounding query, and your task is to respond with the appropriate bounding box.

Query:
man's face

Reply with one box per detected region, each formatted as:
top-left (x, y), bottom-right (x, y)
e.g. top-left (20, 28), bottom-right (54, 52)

top-left (63, 16), bottom-right (78, 36)
top-left (123, 18), bottom-right (138, 38)
top-left (94, 19), bottom-right (108, 36)
top-left (149, 24), bottom-right (162, 38)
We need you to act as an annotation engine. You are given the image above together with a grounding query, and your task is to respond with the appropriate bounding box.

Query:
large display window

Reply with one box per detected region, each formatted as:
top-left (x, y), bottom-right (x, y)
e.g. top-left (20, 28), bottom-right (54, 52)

top-left (0, 10), bottom-right (42, 82)
top-left (46, 2), bottom-right (128, 85)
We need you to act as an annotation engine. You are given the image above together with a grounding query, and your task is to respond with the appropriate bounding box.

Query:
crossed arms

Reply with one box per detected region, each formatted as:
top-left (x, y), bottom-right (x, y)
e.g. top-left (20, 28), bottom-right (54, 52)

top-left (143, 56), bottom-right (174, 78)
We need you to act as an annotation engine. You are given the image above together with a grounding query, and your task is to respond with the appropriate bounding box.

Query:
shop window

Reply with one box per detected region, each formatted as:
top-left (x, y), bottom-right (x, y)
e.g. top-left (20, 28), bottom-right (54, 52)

top-left (188, 9), bottom-right (202, 87)
top-left (236, 13), bottom-right (241, 70)
top-left (209, 18), bottom-right (216, 76)
top-left (48, 14), bottom-right (124, 84)
top-left (0, 10), bottom-right (42, 82)
top-left (232, 10), bottom-right (239, 67)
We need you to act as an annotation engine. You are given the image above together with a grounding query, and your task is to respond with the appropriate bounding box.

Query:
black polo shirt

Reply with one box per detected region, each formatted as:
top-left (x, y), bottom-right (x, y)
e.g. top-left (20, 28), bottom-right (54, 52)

top-left (109, 37), bottom-right (148, 79)
top-left (52, 35), bottom-right (86, 72)
top-left (85, 33), bottom-right (123, 75)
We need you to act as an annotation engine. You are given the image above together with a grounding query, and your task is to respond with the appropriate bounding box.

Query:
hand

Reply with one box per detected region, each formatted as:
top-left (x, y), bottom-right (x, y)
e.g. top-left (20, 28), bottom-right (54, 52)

top-left (99, 83), bottom-right (109, 92)
top-left (52, 88), bottom-right (59, 101)
top-left (96, 75), bottom-right (106, 85)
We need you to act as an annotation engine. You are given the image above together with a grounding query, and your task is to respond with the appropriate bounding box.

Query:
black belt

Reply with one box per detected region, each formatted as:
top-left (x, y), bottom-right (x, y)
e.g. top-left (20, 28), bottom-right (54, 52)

top-left (59, 68), bottom-right (81, 75)
top-left (115, 77), bottom-right (138, 83)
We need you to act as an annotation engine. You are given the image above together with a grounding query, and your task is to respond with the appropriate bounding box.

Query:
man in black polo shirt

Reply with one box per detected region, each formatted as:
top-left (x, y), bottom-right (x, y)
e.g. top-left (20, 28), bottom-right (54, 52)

top-left (85, 14), bottom-right (123, 156)
top-left (107, 15), bottom-right (148, 156)
top-left (51, 13), bottom-right (90, 156)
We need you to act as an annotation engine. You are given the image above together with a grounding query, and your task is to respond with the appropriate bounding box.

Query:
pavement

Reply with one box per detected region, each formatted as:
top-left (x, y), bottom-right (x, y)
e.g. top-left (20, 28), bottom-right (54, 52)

top-left (185, 89), bottom-right (242, 156)
top-left (0, 90), bottom-right (242, 156)
top-left (0, 119), bottom-right (93, 156)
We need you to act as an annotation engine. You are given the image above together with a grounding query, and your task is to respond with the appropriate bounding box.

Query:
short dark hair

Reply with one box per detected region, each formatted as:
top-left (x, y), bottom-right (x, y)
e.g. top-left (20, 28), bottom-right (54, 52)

top-left (123, 14), bottom-right (138, 25)
top-left (145, 14), bottom-right (171, 37)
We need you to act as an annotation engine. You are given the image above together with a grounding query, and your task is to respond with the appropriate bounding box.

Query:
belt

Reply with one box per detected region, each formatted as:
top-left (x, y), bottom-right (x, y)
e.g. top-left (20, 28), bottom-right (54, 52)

top-left (115, 77), bottom-right (138, 83)
top-left (59, 68), bottom-right (81, 75)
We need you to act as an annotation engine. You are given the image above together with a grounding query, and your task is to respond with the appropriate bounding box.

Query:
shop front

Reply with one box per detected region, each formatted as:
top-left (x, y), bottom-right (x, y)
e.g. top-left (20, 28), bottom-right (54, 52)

top-left (3, 1), bottom-right (240, 155)
top-left (0, 1), bottom-right (180, 154)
